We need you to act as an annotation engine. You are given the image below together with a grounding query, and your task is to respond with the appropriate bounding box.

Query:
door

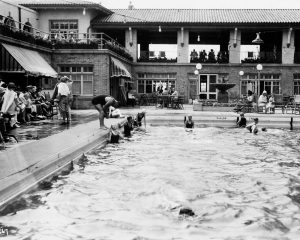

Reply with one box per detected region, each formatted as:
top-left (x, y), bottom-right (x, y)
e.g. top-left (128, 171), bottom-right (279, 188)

top-left (198, 74), bottom-right (217, 100)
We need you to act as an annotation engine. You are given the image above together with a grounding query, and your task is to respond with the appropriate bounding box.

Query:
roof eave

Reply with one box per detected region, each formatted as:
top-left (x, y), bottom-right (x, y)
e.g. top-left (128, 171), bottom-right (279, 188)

top-left (20, 4), bottom-right (113, 15)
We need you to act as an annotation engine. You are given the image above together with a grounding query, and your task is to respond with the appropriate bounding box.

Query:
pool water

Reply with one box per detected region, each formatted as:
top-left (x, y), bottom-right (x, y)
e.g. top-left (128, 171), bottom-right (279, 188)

top-left (1, 127), bottom-right (300, 240)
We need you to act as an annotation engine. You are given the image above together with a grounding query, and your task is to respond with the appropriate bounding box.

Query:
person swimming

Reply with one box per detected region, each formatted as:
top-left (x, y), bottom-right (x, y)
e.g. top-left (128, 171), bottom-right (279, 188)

top-left (184, 115), bottom-right (194, 129)
top-left (246, 118), bottom-right (259, 134)
top-left (236, 112), bottom-right (247, 128)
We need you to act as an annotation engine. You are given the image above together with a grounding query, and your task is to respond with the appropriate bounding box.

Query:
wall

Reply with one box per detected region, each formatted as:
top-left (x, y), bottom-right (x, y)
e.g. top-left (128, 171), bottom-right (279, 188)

top-left (0, 0), bottom-right (38, 29)
top-left (52, 50), bottom-right (115, 109)
top-left (37, 9), bottom-right (98, 35)
top-left (133, 63), bottom-right (300, 101)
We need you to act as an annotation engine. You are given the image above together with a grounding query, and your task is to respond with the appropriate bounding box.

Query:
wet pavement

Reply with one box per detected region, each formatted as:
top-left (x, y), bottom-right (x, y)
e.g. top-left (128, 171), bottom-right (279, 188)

top-left (1, 110), bottom-right (99, 151)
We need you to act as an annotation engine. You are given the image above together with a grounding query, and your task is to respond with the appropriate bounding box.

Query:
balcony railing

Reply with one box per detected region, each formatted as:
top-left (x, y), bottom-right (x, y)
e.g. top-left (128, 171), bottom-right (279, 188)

top-left (0, 15), bottom-right (52, 48)
top-left (190, 50), bottom-right (229, 64)
top-left (138, 51), bottom-right (177, 63)
top-left (0, 15), bottom-right (133, 61)
top-left (294, 51), bottom-right (300, 64)
top-left (241, 51), bottom-right (281, 64)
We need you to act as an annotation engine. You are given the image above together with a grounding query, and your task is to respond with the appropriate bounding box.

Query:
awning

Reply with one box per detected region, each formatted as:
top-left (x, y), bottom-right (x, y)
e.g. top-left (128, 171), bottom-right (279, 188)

top-left (110, 57), bottom-right (132, 80)
top-left (1, 43), bottom-right (58, 78)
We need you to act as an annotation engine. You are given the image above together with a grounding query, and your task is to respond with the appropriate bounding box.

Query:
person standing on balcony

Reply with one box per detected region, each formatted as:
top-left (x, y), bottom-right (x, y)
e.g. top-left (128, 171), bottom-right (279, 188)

top-left (91, 95), bottom-right (119, 129)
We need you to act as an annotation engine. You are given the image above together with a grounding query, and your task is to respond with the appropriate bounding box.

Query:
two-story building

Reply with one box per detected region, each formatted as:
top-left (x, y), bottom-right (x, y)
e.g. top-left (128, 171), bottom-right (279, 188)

top-left (1, 0), bottom-right (300, 108)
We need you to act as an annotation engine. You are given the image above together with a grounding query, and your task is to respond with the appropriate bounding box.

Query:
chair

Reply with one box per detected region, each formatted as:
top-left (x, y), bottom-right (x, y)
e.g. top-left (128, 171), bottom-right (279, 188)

top-left (44, 92), bottom-right (58, 117)
top-left (292, 95), bottom-right (300, 114)
top-left (173, 96), bottom-right (184, 109)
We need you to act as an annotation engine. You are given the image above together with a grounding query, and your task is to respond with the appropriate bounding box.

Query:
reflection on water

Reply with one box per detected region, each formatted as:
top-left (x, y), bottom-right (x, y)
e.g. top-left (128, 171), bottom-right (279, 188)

top-left (1, 127), bottom-right (300, 240)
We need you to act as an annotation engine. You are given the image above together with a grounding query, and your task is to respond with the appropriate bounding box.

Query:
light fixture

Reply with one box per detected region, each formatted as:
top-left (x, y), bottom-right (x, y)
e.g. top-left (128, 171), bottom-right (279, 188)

top-left (158, 25), bottom-right (162, 32)
top-left (197, 35), bottom-right (200, 42)
top-left (83, 8), bottom-right (86, 16)
top-left (194, 70), bottom-right (199, 75)
top-left (239, 70), bottom-right (244, 76)
top-left (252, 32), bottom-right (264, 44)
top-left (196, 63), bottom-right (202, 70)
top-left (256, 64), bottom-right (263, 71)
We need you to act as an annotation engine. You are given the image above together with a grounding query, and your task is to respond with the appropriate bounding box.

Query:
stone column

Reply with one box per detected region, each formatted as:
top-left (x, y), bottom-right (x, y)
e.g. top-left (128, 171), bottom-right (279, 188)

top-left (282, 28), bottom-right (295, 64)
top-left (177, 28), bottom-right (189, 63)
top-left (125, 27), bottom-right (138, 62)
top-left (229, 28), bottom-right (241, 64)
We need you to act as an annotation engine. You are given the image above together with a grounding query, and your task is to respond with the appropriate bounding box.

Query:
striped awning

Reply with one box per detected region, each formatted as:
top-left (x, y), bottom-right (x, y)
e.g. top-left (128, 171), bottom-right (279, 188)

top-left (110, 57), bottom-right (132, 79)
top-left (1, 43), bottom-right (58, 77)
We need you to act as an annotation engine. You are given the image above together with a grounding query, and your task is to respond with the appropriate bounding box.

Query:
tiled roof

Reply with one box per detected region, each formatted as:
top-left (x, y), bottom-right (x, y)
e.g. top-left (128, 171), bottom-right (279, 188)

top-left (18, 0), bottom-right (112, 13)
top-left (92, 9), bottom-right (300, 25)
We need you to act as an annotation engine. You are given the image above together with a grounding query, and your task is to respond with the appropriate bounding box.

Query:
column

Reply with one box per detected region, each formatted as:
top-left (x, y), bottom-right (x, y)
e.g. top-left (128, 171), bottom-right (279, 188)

top-left (282, 28), bottom-right (295, 64)
top-left (177, 28), bottom-right (189, 63)
top-left (229, 28), bottom-right (241, 64)
top-left (125, 27), bottom-right (138, 62)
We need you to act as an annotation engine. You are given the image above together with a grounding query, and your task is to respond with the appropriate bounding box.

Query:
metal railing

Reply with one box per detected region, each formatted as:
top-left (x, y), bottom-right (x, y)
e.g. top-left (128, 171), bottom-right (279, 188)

top-left (138, 50), bottom-right (177, 63)
top-left (0, 16), bottom-right (132, 60)
top-left (241, 51), bottom-right (282, 64)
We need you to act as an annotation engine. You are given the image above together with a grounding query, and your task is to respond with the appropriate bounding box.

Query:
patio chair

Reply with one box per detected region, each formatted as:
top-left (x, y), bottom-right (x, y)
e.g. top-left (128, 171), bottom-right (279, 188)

top-left (173, 96), bottom-right (184, 109)
top-left (292, 95), bottom-right (300, 114)
top-left (44, 92), bottom-right (58, 117)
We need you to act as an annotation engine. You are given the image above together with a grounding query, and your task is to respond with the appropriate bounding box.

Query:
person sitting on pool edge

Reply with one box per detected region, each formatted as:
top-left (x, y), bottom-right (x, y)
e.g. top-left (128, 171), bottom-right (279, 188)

top-left (133, 109), bottom-right (146, 128)
top-left (236, 112), bottom-right (247, 128)
top-left (91, 95), bottom-right (119, 129)
top-left (107, 124), bottom-right (123, 143)
top-left (184, 115), bottom-right (194, 129)
top-left (123, 115), bottom-right (134, 137)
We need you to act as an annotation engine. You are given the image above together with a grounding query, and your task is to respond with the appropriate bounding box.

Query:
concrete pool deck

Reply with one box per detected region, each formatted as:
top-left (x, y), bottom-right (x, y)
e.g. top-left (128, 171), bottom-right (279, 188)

top-left (0, 105), bottom-right (299, 208)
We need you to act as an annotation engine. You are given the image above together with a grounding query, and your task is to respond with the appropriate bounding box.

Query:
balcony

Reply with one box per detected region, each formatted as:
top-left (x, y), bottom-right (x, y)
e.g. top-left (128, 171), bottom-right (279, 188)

top-left (138, 50), bottom-right (177, 63)
top-left (0, 15), bottom-right (133, 61)
top-left (241, 51), bottom-right (281, 64)
top-left (190, 50), bottom-right (229, 64)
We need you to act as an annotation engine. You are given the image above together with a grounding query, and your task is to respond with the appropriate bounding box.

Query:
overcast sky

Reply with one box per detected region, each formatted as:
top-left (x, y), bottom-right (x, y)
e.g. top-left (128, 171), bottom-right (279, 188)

top-left (98, 0), bottom-right (300, 9)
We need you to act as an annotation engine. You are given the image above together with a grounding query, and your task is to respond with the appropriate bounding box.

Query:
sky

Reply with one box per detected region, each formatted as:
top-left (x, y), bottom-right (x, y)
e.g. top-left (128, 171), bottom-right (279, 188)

top-left (98, 0), bottom-right (300, 9)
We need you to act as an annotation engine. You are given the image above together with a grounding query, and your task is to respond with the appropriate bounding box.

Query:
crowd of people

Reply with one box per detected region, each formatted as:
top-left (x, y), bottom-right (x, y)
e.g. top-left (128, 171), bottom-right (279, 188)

top-left (0, 76), bottom-right (74, 142)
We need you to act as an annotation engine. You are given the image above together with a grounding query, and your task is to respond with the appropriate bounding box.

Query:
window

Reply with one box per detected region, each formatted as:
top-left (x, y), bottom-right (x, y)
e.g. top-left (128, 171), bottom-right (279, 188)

top-left (294, 74), bottom-right (300, 95)
top-left (137, 73), bottom-right (176, 94)
top-left (50, 20), bottom-right (78, 39)
top-left (59, 66), bottom-right (93, 96)
top-left (240, 74), bottom-right (281, 96)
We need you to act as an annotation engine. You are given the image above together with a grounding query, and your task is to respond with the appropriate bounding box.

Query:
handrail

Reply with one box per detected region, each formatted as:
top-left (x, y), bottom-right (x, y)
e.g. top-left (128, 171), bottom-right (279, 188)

top-left (0, 14), bottom-right (50, 40)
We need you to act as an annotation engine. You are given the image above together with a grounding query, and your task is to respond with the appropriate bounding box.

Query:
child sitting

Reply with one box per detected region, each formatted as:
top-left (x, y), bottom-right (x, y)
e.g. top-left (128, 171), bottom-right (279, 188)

top-left (246, 118), bottom-right (259, 134)
top-left (236, 112), bottom-right (247, 127)
top-left (184, 115), bottom-right (194, 129)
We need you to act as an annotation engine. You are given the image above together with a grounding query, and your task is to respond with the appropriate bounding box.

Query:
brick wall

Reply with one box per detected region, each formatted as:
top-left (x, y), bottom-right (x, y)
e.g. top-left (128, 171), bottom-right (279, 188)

top-left (133, 63), bottom-right (300, 101)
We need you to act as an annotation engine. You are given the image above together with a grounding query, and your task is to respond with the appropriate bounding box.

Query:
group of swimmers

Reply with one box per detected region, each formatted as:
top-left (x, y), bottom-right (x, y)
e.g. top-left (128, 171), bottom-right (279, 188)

top-left (236, 112), bottom-right (266, 134)
top-left (107, 110), bottom-right (146, 143)
top-left (184, 112), bottom-right (265, 134)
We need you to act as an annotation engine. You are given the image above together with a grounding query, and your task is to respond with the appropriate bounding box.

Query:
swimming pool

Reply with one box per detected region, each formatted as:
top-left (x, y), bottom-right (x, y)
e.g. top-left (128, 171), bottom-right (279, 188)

top-left (1, 127), bottom-right (300, 240)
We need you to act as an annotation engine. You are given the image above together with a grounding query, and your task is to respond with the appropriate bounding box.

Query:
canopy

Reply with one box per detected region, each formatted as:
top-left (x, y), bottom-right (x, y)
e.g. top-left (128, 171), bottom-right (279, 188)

top-left (2, 43), bottom-right (58, 77)
top-left (110, 57), bottom-right (132, 80)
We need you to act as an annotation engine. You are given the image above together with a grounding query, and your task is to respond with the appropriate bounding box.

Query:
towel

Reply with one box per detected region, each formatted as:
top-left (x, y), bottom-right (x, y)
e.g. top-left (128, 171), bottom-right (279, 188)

top-left (1, 89), bottom-right (17, 113)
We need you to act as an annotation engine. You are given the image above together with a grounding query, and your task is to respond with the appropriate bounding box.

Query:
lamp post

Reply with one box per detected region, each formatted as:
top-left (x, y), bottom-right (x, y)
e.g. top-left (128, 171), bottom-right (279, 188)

top-left (256, 64), bottom-right (263, 95)
top-left (194, 63), bottom-right (202, 99)
top-left (239, 70), bottom-right (244, 96)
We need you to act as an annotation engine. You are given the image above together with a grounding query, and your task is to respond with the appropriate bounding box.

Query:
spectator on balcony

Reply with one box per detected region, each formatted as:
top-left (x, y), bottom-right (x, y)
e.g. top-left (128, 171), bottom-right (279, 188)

top-left (190, 49), bottom-right (198, 62)
top-left (208, 49), bottom-right (216, 63)
top-left (199, 50), bottom-right (207, 62)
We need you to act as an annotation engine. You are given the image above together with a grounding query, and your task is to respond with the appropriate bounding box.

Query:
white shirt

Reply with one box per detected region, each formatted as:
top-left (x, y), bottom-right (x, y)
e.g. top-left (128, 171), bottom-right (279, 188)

top-left (58, 82), bottom-right (70, 96)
